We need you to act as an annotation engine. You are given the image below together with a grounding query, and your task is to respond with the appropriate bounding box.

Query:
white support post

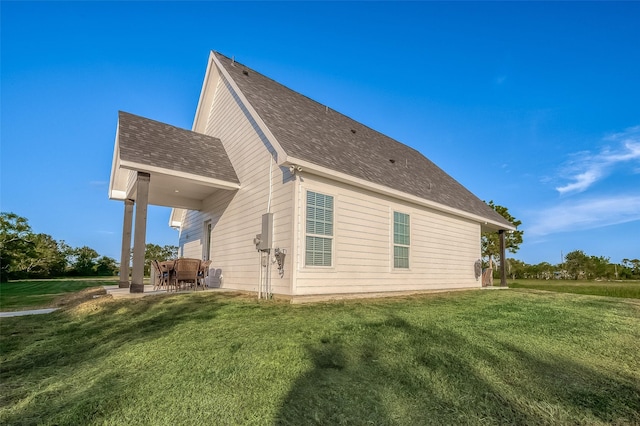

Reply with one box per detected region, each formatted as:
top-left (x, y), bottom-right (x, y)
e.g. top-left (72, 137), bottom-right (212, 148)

top-left (118, 199), bottom-right (134, 288)
top-left (131, 172), bottom-right (150, 293)
top-left (499, 230), bottom-right (507, 287)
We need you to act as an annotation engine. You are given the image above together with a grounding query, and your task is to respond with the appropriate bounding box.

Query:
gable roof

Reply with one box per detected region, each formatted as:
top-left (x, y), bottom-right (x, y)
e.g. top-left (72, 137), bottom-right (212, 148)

top-left (117, 111), bottom-right (239, 184)
top-left (212, 52), bottom-right (513, 230)
top-left (110, 111), bottom-right (239, 211)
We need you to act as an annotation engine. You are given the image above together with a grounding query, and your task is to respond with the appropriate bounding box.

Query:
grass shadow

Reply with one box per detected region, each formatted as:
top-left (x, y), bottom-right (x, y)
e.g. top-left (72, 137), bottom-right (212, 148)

top-left (0, 292), bottom-right (240, 424)
top-left (276, 314), bottom-right (540, 425)
top-left (495, 340), bottom-right (640, 424)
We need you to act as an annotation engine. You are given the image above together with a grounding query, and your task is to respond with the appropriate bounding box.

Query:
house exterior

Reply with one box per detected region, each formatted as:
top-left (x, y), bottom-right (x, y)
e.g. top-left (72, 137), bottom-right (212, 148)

top-left (109, 51), bottom-right (515, 296)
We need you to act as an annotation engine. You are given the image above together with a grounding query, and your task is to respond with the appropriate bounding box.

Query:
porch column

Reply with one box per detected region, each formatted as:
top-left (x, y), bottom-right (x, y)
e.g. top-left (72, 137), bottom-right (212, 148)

top-left (118, 199), bottom-right (134, 288)
top-left (499, 230), bottom-right (507, 287)
top-left (130, 172), bottom-right (150, 293)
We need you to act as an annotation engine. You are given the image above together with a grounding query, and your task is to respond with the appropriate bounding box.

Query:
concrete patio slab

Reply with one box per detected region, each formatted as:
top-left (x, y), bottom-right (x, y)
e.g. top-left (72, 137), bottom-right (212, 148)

top-left (103, 285), bottom-right (235, 299)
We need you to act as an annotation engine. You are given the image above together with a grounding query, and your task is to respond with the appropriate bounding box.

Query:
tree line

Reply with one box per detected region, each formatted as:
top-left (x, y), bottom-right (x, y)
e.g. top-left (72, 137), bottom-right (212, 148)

top-left (3, 208), bottom-right (637, 283)
top-left (480, 202), bottom-right (638, 281)
top-left (1, 212), bottom-right (178, 282)
top-left (505, 252), bottom-right (640, 281)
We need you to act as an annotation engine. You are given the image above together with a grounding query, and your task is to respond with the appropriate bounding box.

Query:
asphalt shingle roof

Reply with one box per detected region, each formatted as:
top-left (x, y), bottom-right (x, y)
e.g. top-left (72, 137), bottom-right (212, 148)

top-left (117, 111), bottom-right (239, 184)
top-left (214, 52), bottom-right (511, 228)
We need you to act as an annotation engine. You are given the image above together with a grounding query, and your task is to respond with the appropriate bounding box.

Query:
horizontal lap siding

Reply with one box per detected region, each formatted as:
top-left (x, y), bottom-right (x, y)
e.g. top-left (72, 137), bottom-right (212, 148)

top-left (335, 193), bottom-right (390, 273)
top-left (179, 74), bottom-right (293, 294)
top-left (294, 175), bottom-right (481, 295)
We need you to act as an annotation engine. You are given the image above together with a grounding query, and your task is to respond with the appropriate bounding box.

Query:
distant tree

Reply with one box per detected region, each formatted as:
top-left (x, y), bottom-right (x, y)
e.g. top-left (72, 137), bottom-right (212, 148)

top-left (17, 233), bottom-right (68, 278)
top-left (532, 262), bottom-right (555, 280)
top-left (505, 258), bottom-right (526, 279)
top-left (565, 250), bottom-right (589, 280)
top-left (621, 258), bottom-right (640, 278)
top-left (589, 255), bottom-right (611, 280)
top-left (0, 212), bottom-right (35, 282)
top-left (1, 212), bottom-right (123, 280)
top-left (95, 256), bottom-right (118, 276)
top-left (480, 254), bottom-right (637, 282)
top-left (143, 243), bottom-right (178, 275)
top-left (481, 201), bottom-right (523, 265)
top-left (68, 246), bottom-right (100, 276)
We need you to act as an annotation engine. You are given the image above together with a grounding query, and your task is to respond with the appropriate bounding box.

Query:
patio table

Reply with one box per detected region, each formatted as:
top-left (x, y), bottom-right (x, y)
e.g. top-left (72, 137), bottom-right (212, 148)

top-left (155, 259), bottom-right (209, 291)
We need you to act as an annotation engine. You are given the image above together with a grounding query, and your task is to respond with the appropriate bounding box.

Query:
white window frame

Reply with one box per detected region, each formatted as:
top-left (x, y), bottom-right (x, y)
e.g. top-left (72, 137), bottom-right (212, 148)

top-left (305, 190), bottom-right (334, 267)
top-left (393, 211), bottom-right (410, 269)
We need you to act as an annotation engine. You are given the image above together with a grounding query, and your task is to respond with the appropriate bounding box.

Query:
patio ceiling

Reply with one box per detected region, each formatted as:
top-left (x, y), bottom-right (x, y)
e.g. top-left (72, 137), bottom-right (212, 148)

top-left (109, 111), bottom-right (240, 210)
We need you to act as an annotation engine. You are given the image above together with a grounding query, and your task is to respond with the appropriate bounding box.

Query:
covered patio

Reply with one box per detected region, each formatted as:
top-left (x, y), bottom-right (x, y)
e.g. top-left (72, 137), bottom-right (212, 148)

top-left (108, 111), bottom-right (239, 293)
top-left (102, 284), bottom-right (237, 299)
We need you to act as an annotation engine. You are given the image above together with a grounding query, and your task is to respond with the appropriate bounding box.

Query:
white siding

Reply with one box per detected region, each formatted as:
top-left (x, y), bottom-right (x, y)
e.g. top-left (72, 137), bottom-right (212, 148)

top-left (293, 174), bottom-right (482, 295)
top-left (179, 74), bottom-right (294, 295)
top-left (179, 65), bottom-right (483, 297)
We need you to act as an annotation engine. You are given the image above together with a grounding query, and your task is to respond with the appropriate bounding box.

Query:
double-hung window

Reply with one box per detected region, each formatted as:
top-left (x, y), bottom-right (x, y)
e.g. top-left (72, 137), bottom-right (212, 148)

top-left (306, 191), bottom-right (334, 267)
top-left (393, 211), bottom-right (410, 269)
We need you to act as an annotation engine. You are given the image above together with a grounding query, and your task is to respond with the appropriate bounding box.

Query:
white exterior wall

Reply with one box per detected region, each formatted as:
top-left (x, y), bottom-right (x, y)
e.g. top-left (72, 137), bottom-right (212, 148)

top-left (179, 74), bottom-right (294, 294)
top-left (178, 61), bottom-right (483, 297)
top-left (292, 174), bottom-right (482, 295)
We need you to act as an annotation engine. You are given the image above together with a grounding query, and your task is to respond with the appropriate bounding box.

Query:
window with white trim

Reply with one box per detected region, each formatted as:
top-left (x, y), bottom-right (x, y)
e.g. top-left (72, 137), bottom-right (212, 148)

top-left (393, 211), bottom-right (410, 269)
top-left (305, 191), bottom-right (333, 267)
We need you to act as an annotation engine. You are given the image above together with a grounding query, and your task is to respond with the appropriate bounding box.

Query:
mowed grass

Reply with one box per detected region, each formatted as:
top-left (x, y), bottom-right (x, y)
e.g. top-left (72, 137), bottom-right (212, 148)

top-left (0, 278), bottom-right (117, 311)
top-left (1, 289), bottom-right (639, 425)
top-left (509, 279), bottom-right (640, 299)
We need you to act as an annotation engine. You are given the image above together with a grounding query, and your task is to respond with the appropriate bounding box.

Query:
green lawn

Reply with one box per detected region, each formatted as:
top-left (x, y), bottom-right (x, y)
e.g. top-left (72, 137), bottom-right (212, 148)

top-left (1, 288), bottom-right (638, 425)
top-left (0, 278), bottom-right (117, 311)
top-left (509, 279), bottom-right (640, 299)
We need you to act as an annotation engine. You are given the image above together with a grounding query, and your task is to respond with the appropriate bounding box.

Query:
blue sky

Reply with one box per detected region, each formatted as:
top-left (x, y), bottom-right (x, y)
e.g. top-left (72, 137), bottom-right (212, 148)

top-left (2, 1), bottom-right (639, 265)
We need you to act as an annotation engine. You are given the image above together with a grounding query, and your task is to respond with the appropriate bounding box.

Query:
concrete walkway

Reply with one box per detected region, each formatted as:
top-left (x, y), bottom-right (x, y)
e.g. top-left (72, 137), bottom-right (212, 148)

top-left (0, 308), bottom-right (59, 318)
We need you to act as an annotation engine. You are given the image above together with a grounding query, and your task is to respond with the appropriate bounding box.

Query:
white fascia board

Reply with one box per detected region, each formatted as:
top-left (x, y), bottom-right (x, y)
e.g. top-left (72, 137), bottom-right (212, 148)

top-left (285, 157), bottom-right (516, 232)
top-left (192, 52), bottom-right (220, 134)
top-left (109, 123), bottom-right (127, 200)
top-left (110, 190), bottom-right (127, 200)
top-left (118, 160), bottom-right (241, 191)
top-left (169, 208), bottom-right (185, 229)
top-left (210, 53), bottom-right (288, 164)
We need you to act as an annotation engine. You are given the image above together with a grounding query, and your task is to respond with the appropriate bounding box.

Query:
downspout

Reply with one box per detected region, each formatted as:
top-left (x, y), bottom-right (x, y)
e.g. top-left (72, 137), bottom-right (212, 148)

top-left (260, 154), bottom-right (274, 299)
top-left (267, 154), bottom-right (273, 214)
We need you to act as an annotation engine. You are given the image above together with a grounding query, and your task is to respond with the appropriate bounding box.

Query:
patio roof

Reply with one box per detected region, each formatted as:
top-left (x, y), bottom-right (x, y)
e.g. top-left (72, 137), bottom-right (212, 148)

top-left (109, 111), bottom-right (240, 210)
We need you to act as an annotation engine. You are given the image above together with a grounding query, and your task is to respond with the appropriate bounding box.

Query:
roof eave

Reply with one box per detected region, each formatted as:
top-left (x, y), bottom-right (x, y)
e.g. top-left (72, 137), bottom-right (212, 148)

top-left (118, 159), bottom-right (241, 191)
top-left (108, 124), bottom-right (128, 200)
top-left (284, 157), bottom-right (516, 232)
top-left (192, 52), bottom-right (219, 134)
top-left (169, 208), bottom-right (185, 229)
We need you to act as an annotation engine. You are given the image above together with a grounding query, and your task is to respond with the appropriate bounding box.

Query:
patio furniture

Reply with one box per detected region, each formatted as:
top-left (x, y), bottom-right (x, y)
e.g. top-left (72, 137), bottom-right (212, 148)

top-left (158, 260), bottom-right (176, 291)
top-left (173, 258), bottom-right (201, 291)
top-left (198, 259), bottom-right (212, 290)
top-left (151, 260), bottom-right (165, 290)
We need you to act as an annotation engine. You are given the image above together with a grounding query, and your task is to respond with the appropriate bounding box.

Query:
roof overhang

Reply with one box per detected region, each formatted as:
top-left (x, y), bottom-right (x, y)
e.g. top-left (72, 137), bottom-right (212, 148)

top-left (109, 117), bottom-right (240, 212)
top-left (282, 157), bottom-right (516, 232)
